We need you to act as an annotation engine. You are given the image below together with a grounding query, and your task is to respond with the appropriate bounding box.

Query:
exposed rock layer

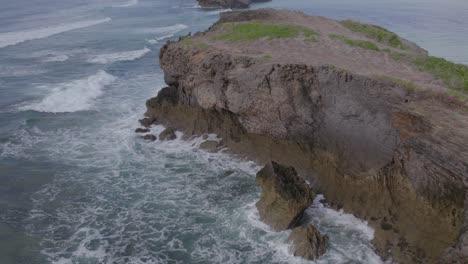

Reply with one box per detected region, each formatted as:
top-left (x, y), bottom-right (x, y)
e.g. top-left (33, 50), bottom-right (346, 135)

top-left (146, 9), bottom-right (468, 264)
top-left (255, 161), bottom-right (314, 231)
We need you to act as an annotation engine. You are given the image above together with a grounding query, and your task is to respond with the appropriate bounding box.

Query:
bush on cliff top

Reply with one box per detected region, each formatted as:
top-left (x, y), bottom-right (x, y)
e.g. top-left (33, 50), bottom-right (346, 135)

top-left (340, 20), bottom-right (405, 49)
top-left (329, 34), bottom-right (380, 51)
top-left (413, 56), bottom-right (468, 93)
top-left (213, 22), bottom-right (319, 42)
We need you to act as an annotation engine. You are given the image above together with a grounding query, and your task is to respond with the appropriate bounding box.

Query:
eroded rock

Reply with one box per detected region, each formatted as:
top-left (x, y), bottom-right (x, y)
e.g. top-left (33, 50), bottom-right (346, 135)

top-left (255, 161), bottom-right (314, 231)
top-left (135, 128), bottom-right (150, 133)
top-left (288, 224), bottom-right (328, 260)
top-left (142, 134), bottom-right (157, 141)
top-left (159, 127), bottom-right (177, 141)
top-left (139, 117), bottom-right (154, 128)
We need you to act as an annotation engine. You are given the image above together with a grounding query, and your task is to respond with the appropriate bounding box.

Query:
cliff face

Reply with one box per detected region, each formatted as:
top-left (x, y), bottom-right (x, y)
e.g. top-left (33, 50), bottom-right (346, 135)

top-left (197, 0), bottom-right (271, 9)
top-left (147, 9), bottom-right (468, 263)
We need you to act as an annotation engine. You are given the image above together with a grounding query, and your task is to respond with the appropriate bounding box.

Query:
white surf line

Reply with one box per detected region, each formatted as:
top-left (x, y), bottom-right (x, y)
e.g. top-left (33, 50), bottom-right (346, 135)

top-left (87, 47), bottom-right (151, 64)
top-left (112, 0), bottom-right (138, 7)
top-left (0, 18), bottom-right (111, 48)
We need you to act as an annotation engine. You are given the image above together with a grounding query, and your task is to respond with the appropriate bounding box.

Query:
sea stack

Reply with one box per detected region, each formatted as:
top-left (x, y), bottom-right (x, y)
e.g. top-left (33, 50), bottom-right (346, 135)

top-left (145, 8), bottom-right (468, 263)
top-left (255, 161), bottom-right (314, 231)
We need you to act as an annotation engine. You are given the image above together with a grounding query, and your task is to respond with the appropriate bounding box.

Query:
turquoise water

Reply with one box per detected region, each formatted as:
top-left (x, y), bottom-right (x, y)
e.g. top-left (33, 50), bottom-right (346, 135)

top-left (0, 1), bottom-right (466, 263)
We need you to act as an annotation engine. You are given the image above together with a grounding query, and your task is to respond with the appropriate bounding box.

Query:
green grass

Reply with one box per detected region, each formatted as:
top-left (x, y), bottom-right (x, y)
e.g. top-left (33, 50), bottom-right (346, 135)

top-left (329, 34), bottom-right (380, 51)
top-left (390, 52), bottom-right (406, 61)
top-left (340, 20), bottom-right (405, 49)
top-left (305, 36), bottom-right (318, 43)
top-left (258, 55), bottom-right (272, 60)
top-left (413, 56), bottom-right (468, 93)
top-left (212, 22), bottom-right (319, 42)
top-left (378, 75), bottom-right (418, 91)
top-left (180, 37), bottom-right (210, 49)
top-left (447, 89), bottom-right (468, 102)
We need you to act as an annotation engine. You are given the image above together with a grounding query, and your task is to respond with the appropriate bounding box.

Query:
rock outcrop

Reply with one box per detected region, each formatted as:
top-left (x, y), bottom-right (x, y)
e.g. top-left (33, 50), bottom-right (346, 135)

top-left (288, 224), bottom-right (329, 260)
top-left (142, 134), bottom-right (157, 141)
top-left (197, 0), bottom-right (270, 9)
top-left (255, 161), bottom-right (314, 231)
top-left (145, 9), bottom-right (468, 263)
top-left (159, 127), bottom-right (177, 141)
top-left (135, 128), bottom-right (150, 133)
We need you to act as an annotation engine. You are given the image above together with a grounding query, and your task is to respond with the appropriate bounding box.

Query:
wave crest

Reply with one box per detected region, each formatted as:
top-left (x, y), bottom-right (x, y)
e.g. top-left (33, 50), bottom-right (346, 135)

top-left (0, 18), bottom-right (111, 49)
top-left (87, 47), bottom-right (150, 64)
top-left (18, 71), bottom-right (116, 113)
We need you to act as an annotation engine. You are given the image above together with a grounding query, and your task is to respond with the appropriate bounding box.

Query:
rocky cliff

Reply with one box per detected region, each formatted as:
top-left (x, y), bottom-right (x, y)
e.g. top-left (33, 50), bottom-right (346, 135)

top-left (197, 0), bottom-right (271, 9)
top-left (146, 9), bottom-right (468, 263)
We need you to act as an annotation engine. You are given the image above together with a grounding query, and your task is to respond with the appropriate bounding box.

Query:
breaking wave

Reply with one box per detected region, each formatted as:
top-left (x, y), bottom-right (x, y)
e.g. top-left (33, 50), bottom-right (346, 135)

top-left (0, 18), bottom-right (111, 48)
top-left (18, 71), bottom-right (116, 113)
top-left (87, 47), bottom-right (150, 64)
top-left (112, 0), bottom-right (138, 7)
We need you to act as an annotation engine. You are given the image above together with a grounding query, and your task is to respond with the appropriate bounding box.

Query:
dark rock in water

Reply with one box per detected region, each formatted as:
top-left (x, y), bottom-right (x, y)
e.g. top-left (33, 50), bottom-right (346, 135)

top-left (139, 118), bottom-right (154, 128)
top-left (142, 134), bottom-right (157, 141)
top-left (288, 224), bottom-right (328, 260)
top-left (135, 128), bottom-right (150, 133)
top-left (255, 161), bottom-right (314, 231)
top-left (159, 127), bottom-right (177, 141)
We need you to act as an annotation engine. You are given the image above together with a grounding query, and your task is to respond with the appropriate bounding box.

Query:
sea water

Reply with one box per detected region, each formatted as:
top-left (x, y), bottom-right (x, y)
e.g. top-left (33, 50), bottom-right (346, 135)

top-left (0, 0), bottom-right (467, 263)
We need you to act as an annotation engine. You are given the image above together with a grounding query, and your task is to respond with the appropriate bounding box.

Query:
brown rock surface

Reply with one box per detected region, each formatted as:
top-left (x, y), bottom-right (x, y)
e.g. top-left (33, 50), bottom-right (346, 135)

top-left (145, 9), bottom-right (468, 263)
top-left (159, 127), bottom-right (177, 141)
top-left (255, 161), bottom-right (314, 231)
top-left (288, 224), bottom-right (329, 260)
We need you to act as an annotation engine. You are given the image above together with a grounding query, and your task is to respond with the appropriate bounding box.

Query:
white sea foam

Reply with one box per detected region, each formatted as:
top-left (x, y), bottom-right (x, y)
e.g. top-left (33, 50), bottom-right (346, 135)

top-left (142, 24), bottom-right (188, 45)
top-left (0, 18), bottom-right (111, 48)
top-left (139, 24), bottom-right (188, 34)
top-left (87, 47), bottom-right (150, 64)
top-left (18, 71), bottom-right (116, 113)
top-left (43, 54), bottom-right (69, 62)
top-left (112, 0), bottom-right (138, 7)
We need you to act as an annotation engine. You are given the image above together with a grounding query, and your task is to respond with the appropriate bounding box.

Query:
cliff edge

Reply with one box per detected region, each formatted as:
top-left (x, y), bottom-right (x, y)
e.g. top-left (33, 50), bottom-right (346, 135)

top-left (146, 9), bottom-right (468, 263)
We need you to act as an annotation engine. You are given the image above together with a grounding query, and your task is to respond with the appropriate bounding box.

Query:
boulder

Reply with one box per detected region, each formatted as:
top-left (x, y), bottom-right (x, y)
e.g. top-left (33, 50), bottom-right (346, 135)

top-left (142, 134), bottom-right (157, 141)
top-left (199, 140), bottom-right (221, 152)
top-left (135, 128), bottom-right (150, 133)
top-left (159, 127), bottom-right (177, 141)
top-left (255, 161), bottom-right (314, 231)
top-left (288, 224), bottom-right (328, 260)
top-left (139, 117), bottom-right (154, 128)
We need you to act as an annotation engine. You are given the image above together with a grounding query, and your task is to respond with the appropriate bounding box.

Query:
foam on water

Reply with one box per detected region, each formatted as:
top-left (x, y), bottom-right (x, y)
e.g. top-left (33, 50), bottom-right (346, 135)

top-left (112, 0), bottom-right (138, 8)
top-left (146, 34), bottom-right (175, 45)
top-left (18, 71), bottom-right (116, 113)
top-left (1, 71), bottom-right (384, 263)
top-left (139, 24), bottom-right (188, 35)
top-left (0, 18), bottom-right (111, 48)
top-left (87, 47), bottom-right (151, 64)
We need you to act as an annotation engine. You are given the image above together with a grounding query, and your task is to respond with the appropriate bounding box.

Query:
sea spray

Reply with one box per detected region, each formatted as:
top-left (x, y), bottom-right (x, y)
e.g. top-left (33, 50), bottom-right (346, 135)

top-left (18, 71), bottom-right (116, 113)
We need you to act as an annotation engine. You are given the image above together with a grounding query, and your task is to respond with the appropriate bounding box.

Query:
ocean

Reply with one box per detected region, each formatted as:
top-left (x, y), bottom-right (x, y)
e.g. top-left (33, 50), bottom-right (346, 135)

top-left (0, 0), bottom-right (466, 263)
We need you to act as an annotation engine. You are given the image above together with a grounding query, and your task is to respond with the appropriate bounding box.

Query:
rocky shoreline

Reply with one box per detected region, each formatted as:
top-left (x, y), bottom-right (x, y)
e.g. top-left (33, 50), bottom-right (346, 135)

top-left (143, 9), bottom-right (468, 263)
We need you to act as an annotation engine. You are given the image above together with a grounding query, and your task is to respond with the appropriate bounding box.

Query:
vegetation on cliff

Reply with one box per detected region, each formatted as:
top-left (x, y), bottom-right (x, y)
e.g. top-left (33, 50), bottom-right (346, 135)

top-left (213, 22), bottom-right (319, 42)
top-left (339, 20), bottom-right (405, 49)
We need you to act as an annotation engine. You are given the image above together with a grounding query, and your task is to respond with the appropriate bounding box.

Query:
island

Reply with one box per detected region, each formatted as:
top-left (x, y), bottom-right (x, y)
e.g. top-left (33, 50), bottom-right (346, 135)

top-left (197, 0), bottom-right (271, 9)
top-left (142, 9), bottom-right (468, 263)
